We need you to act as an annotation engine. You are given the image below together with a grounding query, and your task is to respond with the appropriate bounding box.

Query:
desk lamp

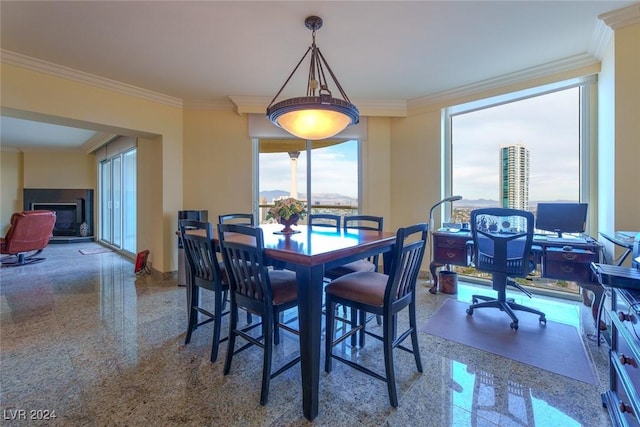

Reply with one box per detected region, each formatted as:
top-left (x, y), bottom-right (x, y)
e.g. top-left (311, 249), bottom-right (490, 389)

top-left (427, 195), bottom-right (462, 292)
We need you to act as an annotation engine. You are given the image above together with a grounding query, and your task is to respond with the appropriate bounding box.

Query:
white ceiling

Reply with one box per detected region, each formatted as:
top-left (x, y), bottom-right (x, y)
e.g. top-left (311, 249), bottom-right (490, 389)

top-left (1, 0), bottom-right (638, 150)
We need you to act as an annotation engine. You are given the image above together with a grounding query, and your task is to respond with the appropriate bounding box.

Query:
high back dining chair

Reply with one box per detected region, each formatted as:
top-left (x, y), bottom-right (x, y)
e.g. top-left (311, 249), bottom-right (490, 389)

top-left (308, 213), bottom-right (341, 230)
top-left (325, 223), bottom-right (428, 407)
top-left (218, 213), bottom-right (255, 226)
top-left (326, 215), bottom-right (384, 279)
top-left (217, 223), bottom-right (300, 406)
top-left (179, 220), bottom-right (230, 362)
top-left (466, 208), bottom-right (546, 330)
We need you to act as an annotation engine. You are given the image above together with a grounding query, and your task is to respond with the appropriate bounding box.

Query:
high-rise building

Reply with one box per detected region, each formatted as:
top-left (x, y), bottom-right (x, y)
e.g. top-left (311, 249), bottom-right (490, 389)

top-left (500, 144), bottom-right (529, 210)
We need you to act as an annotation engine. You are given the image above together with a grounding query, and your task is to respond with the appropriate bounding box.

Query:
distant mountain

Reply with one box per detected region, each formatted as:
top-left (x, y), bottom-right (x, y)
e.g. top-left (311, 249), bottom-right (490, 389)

top-left (259, 190), bottom-right (357, 206)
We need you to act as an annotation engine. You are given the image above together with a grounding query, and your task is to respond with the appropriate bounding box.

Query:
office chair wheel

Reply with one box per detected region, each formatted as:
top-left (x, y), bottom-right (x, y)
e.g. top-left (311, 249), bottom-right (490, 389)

top-left (472, 297), bottom-right (478, 304)
top-left (510, 321), bottom-right (518, 330)
top-left (466, 308), bottom-right (473, 315)
top-left (539, 315), bottom-right (546, 324)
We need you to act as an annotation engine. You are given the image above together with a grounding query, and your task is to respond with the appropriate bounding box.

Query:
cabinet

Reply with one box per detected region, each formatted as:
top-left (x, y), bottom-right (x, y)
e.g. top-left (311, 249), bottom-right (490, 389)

top-left (543, 247), bottom-right (598, 283)
top-left (602, 286), bottom-right (640, 427)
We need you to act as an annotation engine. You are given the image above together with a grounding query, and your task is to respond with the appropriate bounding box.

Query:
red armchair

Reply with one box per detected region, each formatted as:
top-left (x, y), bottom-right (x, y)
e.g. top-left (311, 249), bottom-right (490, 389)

top-left (1, 210), bottom-right (56, 267)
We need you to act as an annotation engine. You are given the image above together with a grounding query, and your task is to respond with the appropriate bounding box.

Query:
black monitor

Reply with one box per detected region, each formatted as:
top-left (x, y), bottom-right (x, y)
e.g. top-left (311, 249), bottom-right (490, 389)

top-left (535, 203), bottom-right (588, 237)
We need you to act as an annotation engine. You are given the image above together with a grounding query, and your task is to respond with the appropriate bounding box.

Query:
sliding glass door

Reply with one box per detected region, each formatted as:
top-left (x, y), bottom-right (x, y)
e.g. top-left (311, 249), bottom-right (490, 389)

top-left (100, 148), bottom-right (136, 253)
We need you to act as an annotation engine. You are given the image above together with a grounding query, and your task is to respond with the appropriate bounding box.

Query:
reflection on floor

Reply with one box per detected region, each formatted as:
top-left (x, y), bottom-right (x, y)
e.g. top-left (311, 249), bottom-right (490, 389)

top-left (0, 243), bottom-right (612, 426)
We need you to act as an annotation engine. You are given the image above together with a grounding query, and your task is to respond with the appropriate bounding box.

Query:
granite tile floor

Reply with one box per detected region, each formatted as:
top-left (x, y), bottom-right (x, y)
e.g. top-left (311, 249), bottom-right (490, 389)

top-left (1, 243), bottom-right (612, 426)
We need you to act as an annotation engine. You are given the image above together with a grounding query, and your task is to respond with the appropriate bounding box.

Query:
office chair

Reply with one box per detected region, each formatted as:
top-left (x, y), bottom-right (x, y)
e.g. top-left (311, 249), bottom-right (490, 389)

top-left (466, 208), bottom-right (546, 330)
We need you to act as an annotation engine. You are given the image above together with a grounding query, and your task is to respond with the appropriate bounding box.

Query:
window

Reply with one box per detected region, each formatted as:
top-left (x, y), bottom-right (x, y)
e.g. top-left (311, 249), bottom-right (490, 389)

top-left (444, 77), bottom-right (595, 294)
top-left (256, 139), bottom-right (359, 222)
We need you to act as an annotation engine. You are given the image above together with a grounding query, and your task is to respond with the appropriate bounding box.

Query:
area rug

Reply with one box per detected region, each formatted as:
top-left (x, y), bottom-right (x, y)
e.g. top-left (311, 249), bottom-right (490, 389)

top-left (421, 298), bottom-right (597, 385)
top-left (79, 247), bottom-right (113, 255)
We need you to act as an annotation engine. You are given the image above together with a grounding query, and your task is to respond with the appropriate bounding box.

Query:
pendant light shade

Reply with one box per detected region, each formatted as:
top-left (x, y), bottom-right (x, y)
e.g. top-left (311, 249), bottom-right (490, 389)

top-left (266, 16), bottom-right (359, 140)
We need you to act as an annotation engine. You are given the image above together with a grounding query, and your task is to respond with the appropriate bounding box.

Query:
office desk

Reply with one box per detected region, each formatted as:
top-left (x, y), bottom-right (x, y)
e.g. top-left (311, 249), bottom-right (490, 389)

top-left (200, 224), bottom-right (396, 421)
top-left (430, 231), bottom-right (603, 320)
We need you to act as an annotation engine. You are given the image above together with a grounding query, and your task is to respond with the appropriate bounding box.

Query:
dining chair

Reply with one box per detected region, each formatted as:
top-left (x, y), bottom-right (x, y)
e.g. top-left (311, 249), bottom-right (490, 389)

top-left (308, 213), bottom-right (341, 230)
top-left (218, 213), bottom-right (255, 226)
top-left (325, 222), bottom-right (428, 407)
top-left (179, 219), bottom-right (229, 363)
top-left (325, 215), bottom-right (385, 342)
top-left (217, 223), bottom-right (300, 406)
top-left (466, 208), bottom-right (546, 330)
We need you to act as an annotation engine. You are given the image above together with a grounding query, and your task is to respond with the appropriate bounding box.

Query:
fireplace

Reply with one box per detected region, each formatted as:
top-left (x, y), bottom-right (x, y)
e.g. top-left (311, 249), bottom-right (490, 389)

top-left (24, 189), bottom-right (94, 240)
top-left (31, 202), bottom-right (83, 236)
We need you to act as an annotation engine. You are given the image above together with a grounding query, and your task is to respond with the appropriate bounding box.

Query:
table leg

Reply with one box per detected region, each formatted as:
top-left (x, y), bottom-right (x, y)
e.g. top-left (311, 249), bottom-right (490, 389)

top-left (296, 264), bottom-right (324, 421)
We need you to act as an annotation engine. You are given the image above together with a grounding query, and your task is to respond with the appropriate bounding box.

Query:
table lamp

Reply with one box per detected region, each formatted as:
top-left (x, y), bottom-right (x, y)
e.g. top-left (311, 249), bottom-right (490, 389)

top-left (429, 195), bottom-right (463, 232)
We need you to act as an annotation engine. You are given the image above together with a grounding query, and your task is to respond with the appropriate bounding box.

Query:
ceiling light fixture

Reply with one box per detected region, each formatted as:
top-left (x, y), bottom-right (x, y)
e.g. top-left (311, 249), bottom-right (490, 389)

top-left (266, 16), bottom-right (359, 140)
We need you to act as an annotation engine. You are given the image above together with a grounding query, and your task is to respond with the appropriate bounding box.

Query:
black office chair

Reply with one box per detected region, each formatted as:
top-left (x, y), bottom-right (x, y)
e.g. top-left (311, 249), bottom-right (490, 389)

top-left (218, 213), bottom-right (255, 226)
top-left (466, 208), bottom-right (546, 330)
top-left (218, 223), bottom-right (300, 406)
top-left (179, 220), bottom-right (230, 362)
top-left (325, 223), bottom-right (428, 407)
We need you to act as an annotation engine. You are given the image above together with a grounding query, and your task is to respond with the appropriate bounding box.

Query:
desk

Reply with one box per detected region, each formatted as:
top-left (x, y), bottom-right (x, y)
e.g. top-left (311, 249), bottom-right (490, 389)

top-left (430, 231), bottom-right (603, 320)
top-left (203, 223), bottom-right (397, 421)
top-left (599, 231), bottom-right (639, 266)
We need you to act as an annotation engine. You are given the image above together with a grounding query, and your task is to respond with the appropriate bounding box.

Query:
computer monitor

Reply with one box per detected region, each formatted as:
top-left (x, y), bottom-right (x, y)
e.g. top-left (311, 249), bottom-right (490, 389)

top-left (535, 203), bottom-right (588, 237)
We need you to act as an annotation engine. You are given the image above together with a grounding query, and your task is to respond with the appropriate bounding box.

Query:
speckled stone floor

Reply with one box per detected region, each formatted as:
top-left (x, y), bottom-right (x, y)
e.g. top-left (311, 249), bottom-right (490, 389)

top-left (1, 243), bottom-right (612, 426)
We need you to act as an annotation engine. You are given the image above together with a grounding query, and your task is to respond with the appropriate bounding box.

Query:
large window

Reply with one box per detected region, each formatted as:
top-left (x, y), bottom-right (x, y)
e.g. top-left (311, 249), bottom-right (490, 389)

top-left (444, 77), bottom-right (595, 294)
top-left (256, 139), bottom-right (359, 222)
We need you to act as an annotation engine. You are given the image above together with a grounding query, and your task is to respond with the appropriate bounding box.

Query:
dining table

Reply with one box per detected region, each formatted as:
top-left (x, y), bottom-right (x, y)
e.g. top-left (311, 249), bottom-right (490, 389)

top-left (200, 222), bottom-right (397, 420)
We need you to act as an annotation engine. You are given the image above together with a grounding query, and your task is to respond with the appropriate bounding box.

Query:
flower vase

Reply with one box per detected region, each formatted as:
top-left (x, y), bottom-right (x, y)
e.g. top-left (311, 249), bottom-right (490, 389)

top-left (279, 214), bottom-right (299, 234)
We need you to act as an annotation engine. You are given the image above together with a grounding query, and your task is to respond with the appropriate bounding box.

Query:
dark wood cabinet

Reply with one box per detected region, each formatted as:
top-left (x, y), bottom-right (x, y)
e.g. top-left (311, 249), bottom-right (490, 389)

top-left (543, 247), bottom-right (599, 282)
top-left (602, 286), bottom-right (640, 427)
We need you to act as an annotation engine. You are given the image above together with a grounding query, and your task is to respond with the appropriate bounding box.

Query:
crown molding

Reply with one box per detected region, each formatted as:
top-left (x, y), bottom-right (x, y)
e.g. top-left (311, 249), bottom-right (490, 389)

top-left (82, 132), bottom-right (118, 154)
top-left (589, 19), bottom-right (613, 60)
top-left (407, 53), bottom-right (599, 110)
top-left (228, 96), bottom-right (407, 117)
top-left (1, 50), bottom-right (184, 109)
top-left (599, 3), bottom-right (640, 30)
top-left (182, 99), bottom-right (235, 111)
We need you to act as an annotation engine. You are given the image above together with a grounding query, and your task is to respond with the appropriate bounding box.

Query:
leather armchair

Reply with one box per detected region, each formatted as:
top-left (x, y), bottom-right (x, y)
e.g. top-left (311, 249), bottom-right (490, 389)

top-left (1, 210), bottom-right (56, 267)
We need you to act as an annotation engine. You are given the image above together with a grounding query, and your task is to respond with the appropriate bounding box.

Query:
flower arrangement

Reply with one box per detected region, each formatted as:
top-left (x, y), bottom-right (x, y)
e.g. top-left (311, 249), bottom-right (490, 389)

top-left (266, 197), bottom-right (307, 222)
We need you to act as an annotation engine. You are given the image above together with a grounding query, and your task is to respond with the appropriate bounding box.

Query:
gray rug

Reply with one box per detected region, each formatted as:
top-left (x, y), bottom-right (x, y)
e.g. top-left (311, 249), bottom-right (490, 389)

top-left (421, 298), bottom-right (597, 384)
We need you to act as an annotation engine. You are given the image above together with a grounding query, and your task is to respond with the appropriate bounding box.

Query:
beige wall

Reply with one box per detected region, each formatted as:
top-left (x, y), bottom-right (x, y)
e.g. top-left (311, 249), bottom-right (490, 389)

top-left (23, 150), bottom-right (96, 189)
top-left (0, 150), bottom-right (23, 234)
top-left (182, 109), bottom-right (253, 220)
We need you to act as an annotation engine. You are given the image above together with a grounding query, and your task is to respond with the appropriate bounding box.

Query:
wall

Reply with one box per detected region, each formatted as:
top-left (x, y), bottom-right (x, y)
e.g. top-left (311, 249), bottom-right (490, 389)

top-left (0, 150), bottom-right (23, 234)
top-left (23, 150), bottom-right (96, 188)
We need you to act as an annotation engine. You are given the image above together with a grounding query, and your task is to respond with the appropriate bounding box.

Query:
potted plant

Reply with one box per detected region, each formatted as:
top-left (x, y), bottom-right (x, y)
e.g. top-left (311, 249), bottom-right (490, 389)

top-left (266, 198), bottom-right (307, 233)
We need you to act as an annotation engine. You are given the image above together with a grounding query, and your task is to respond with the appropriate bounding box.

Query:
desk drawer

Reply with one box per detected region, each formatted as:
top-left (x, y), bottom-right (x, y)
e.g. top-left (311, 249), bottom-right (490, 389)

top-left (544, 248), bottom-right (597, 282)
top-left (433, 246), bottom-right (467, 265)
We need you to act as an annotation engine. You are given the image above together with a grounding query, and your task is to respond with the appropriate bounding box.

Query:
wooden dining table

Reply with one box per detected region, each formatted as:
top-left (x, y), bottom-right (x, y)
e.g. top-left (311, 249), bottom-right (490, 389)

top-left (198, 222), bottom-right (397, 420)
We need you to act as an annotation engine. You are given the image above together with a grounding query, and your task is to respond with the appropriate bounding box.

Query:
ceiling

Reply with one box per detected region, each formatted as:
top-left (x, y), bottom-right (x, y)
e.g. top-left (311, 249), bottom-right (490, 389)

top-left (1, 0), bottom-right (638, 150)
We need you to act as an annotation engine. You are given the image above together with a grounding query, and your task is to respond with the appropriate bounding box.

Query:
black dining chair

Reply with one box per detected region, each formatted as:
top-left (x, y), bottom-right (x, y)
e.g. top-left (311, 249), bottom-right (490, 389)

top-left (218, 223), bottom-right (300, 406)
top-left (179, 219), bottom-right (230, 363)
top-left (308, 213), bottom-right (341, 230)
top-left (218, 213), bottom-right (255, 226)
top-left (325, 223), bottom-right (428, 407)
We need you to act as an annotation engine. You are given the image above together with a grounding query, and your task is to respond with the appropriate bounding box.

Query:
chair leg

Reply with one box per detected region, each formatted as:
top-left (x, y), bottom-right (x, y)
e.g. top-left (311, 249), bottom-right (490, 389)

top-left (185, 285), bottom-right (198, 344)
top-left (273, 310), bottom-right (281, 345)
top-left (409, 301), bottom-right (423, 373)
top-left (210, 288), bottom-right (224, 363)
top-left (383, 315), bottom-right (398, 408)
top-left (325, 297), bottom-right (336, 373)
top-left (223, 303), bottom-right (238, 375)
top-left (350, 307), bottom-right (358, 346)
top-left (358, 310), bottom-right (367, 348)
top-left (260, 315), bottom-right (274, 406)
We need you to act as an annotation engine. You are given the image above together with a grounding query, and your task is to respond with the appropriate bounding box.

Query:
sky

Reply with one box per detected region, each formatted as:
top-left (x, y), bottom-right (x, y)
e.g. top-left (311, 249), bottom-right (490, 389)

top-left (259, 86), bottom-right (581, 203)
top-left (259, 139), bottom-right (358, 198)
top-left (452, 87), bottom-right (580, 202)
